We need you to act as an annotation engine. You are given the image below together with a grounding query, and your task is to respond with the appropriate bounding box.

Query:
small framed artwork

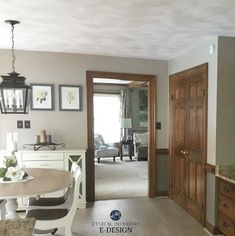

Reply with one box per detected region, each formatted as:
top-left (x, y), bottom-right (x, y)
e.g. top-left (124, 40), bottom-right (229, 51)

top-left (59, 85), bottom-right (81, 111)
top-left (31, 83), bottom-right (54, 110)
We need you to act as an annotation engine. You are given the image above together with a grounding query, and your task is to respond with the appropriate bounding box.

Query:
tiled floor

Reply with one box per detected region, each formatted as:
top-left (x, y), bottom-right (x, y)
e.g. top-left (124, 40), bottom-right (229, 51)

top-left (33, 197), bottom-right (211, 236)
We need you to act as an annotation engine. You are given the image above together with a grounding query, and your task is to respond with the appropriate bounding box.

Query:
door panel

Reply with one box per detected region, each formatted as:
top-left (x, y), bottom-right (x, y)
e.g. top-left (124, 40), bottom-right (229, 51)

top-left (170, 78), bottom-right (187, 207)
top-left (170, 64), bottom-right (208, 225)
top-left (188, 160), bottom-right (196, 201)
top-left (187, 71), bottom-right (207, 224)
top-left (196, 164), bottom-right (203, 204)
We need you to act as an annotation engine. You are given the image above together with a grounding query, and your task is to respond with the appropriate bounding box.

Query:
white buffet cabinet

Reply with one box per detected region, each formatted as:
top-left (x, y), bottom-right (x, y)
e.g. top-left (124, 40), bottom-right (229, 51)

top-left (1, 149), bottom-right (86, 210)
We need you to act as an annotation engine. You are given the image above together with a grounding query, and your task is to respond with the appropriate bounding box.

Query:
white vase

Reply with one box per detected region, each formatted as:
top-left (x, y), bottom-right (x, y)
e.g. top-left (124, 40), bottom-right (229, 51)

top-left (6, 132), bottom-right (18, 152)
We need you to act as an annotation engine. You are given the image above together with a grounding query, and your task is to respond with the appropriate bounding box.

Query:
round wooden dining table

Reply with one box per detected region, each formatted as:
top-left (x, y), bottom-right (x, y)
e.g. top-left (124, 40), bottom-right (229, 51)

top-left (0, 168), bottom-right (73, 219)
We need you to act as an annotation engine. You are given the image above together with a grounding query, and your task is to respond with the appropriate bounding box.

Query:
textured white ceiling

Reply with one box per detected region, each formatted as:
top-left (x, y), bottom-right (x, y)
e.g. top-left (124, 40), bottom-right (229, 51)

top-left (0, 0), bottom-right (235, 60)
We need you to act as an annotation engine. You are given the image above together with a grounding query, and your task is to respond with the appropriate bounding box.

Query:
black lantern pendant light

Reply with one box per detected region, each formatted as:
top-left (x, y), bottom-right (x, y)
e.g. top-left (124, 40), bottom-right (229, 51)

top-left (0, 20), bottom-right (31, 114)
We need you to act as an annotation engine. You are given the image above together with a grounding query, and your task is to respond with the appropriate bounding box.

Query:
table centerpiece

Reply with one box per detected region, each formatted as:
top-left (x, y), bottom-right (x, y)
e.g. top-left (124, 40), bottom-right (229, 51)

top-left (0, 153), bottom-right (30, 182)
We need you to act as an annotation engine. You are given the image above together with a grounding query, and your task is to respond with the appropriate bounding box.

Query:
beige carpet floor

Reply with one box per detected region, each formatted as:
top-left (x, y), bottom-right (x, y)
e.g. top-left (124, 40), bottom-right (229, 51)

top-left (95, 157), bottom-right (148, 200)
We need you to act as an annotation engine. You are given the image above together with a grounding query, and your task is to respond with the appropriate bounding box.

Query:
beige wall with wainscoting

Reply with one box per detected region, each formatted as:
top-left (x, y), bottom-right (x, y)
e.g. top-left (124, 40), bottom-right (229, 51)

top-left (216, 36), bottom-right (235, 165)
top-left (168, 36), bottom-right (235, 226)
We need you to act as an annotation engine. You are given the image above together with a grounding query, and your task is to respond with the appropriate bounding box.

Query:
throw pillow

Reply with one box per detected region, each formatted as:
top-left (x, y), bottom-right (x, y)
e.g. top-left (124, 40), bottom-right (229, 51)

top-left (94, 134), bottom-right (107, 149)
top-left (134, 132), bottom-right (148, 145)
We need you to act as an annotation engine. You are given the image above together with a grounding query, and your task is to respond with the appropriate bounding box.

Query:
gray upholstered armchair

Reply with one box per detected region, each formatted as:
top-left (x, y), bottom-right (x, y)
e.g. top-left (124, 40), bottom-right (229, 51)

top-left (94, 134), bottom-right (119, 163)
top-left (133, 131), bottom-right (148, 161)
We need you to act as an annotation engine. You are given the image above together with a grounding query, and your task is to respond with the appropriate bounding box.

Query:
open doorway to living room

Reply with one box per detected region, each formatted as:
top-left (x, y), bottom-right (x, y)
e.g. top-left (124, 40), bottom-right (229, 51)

top-left (93, 82), bottom-right (149, 200)
top-left (86, 71), bottom-right (156, 202)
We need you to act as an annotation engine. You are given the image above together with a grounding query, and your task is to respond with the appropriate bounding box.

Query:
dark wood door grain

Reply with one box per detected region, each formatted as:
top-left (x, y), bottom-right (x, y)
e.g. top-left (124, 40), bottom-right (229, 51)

top-left (169, 63), bottom-right (208, 225)
top-left (186, 70), bottom-right (207, 224)
top-left (169, 76), bottom-right (187, 208)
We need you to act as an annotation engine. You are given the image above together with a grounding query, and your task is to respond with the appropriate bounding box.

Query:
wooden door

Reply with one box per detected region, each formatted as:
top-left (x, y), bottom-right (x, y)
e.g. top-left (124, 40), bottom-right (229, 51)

top-left (169, 76), bottom-right (187, 208)
top-left (169, 64), bottom-right (208, 225)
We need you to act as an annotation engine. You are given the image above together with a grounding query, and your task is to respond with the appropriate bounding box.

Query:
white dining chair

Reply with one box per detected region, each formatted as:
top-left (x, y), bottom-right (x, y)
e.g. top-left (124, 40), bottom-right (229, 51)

top-left (0, 200), bottom-right (6, 220)
top-left (26, 166), bottom-right (82, 236)
top-left (27, 162), bottom-right (79, 208)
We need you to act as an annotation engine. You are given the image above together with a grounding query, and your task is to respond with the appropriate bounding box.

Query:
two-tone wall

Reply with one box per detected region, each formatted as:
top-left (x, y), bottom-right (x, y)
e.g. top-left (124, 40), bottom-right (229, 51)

top-left (216, 37), bottom-right (235, 165)
top-left (169, 36), bottom-right (235, 228)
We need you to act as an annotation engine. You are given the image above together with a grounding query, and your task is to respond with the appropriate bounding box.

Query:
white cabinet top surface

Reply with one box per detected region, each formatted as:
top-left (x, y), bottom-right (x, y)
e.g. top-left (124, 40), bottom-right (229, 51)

top-left (17, 149), bottom-right (86, 153)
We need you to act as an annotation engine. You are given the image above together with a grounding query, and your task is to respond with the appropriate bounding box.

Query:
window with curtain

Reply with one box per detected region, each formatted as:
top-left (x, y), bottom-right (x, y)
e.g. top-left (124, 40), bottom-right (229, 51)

top-left (94, 93), bottom-right (121, 143)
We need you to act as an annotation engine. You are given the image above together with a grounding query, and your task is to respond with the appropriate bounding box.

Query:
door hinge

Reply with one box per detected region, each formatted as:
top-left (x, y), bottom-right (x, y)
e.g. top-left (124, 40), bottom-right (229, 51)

top-left (201, 204), bottom-right (204, 211)
top-left (170, 94), bottom-right (174, 101)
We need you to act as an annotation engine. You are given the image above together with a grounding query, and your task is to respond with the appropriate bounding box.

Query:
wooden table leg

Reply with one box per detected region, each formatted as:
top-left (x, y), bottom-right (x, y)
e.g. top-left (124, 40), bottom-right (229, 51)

top-left (120, 143), bottom-right (123, 161)
top-left (129, 143), bottom-right (133, 161)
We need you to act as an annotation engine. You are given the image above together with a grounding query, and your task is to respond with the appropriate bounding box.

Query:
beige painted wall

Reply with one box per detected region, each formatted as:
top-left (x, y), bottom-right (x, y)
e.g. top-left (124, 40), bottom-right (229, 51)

top-left (216, 37), bottom-right (235, 165)
top-left (0, 49), bottom-right (168, 149)
top-left (168, 36), bottom-right (218, 165)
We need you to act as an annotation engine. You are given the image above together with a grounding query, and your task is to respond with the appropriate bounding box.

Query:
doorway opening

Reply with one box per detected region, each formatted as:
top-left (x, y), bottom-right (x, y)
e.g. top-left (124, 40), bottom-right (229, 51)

top-left (93, 82), bottom-right (148, 200)
top-left (86, 71), bottom-right (156, 202)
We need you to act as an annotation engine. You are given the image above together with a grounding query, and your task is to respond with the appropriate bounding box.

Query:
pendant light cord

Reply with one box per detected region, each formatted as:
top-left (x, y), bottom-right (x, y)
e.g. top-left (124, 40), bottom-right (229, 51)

top-left (11, 23), bottom-right (16, 73)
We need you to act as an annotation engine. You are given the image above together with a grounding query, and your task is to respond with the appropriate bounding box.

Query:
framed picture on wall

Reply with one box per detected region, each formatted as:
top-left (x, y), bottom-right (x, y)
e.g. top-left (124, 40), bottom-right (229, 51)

top-left (31, 83), bottom-right (54, 110)
top-left (59, 85), bottom-right (81, 111)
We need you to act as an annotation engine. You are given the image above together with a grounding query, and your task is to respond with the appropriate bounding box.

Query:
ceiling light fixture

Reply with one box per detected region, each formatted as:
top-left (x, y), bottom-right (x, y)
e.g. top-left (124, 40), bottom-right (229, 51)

top-left (0, 20), bottom-right (31, 114)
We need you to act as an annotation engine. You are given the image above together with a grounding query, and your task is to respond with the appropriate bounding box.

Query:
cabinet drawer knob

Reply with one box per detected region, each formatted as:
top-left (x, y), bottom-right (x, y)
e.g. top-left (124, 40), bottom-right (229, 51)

top-left (40, 164), bottom-right (49, 167)
top-left (223, 222), bottom-right (228, 228)
top-left (223, 187), bottom-right (230, 193)
top-left (223, 203), bottom-right (229, 209)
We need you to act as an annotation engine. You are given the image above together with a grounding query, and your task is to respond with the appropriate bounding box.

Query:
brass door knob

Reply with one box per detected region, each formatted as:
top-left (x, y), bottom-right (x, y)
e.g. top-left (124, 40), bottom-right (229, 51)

top-left (180, 150), bottom-right (187, 156)
top-left (180, 150), bottom-right (189, 157)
